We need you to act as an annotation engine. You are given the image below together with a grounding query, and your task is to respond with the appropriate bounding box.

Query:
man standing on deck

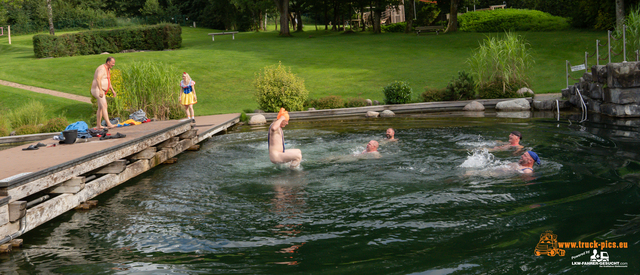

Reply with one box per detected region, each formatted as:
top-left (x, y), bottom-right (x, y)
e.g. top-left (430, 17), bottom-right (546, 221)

top-left (91, 57), bottom-right (117, 129)
top-left (269, 108), bottom-right (302, 169)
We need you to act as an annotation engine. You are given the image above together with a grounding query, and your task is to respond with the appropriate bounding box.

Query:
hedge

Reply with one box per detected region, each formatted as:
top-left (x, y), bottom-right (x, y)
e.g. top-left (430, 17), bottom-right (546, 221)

top-left (458, 9), bottom-right (569, 32)
top-left (33, 24), bottom-right (182, 58)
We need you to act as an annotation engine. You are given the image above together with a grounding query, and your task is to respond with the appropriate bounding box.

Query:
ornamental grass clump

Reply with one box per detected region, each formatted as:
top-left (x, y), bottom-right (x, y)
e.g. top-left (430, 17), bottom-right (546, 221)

top-left (468, 32), bottom-right (533, 98)
top-left (254, 62), bottom-right (308, 112)
top-left (107, 61), bottom-right (182, 120)
top-left (613, 6), bottom-right (640, 61)
top-left (7, 100), bottom-right (48, 129)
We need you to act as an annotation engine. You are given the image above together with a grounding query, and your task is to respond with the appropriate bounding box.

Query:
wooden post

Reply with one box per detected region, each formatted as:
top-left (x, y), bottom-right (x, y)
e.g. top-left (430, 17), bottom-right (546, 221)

top-left (49, 177), bottom-right (85, 194)
top-left (8, 201), bottom-right (26, 222)
top-left (93, 160), bottom-right (127, 174)
top-left (129, 147), bottom-right (157, 160)
top-left (7, 26), bottom-right (10, 45)
top-left (10, 239), bottom-right (23, 248)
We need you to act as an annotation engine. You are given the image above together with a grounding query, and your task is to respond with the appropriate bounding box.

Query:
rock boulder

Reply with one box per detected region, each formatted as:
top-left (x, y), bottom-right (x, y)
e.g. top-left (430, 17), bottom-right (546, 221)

top-left (495, 98), bottom-right (531, 111)
top-left (248, 114), bottom-right (266, 125)
top-left (380, 110), bottom-right (395, 117)
top-left (366, 111), bottom-right (379, 118)
top-left (463, 101), bottom-right (485, 111)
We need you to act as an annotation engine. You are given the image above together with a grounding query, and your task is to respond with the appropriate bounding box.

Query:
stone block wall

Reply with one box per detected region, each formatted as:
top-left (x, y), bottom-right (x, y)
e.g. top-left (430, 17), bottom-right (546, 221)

top-left (563, 61), bottom-right (640, 117)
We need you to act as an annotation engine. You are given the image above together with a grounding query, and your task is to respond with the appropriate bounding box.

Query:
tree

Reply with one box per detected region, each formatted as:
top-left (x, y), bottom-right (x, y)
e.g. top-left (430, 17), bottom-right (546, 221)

top-left (140, 0), bottom-right (161, 15)
top-left (273, 0), bottom-right (290, 35)
top-left (404, 0), bottom-right (413, 33)
top-left (446, 0), bottom-right (459, 32)
top-left (46, 0), bottom-right (54, 35)
top-left (616, 0), bottom-right (624, 29)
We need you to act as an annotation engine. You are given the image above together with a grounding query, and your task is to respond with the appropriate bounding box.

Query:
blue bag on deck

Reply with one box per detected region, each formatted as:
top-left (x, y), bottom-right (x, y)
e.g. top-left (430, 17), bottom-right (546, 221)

top-left (65, 121), bottom-right (89, 132)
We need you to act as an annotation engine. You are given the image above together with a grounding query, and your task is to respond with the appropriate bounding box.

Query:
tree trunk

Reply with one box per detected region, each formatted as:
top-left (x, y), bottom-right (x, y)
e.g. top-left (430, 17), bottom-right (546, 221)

top-left (446, 0), bottom-right (459, 32)
top-left (332, 1), bottom-right (339, 31)
top-left (324, 1), bottom-right (329, 30)
top-left (373, 9), bottom-right (381, 33)
top-left (296, 11), bottom-right (303, 31)
top-left (405, 0), bottom-right (413, 33)
top-left (616, 0), bottom-right (625, 30)
top-left (47, 0), bottom-right (55, 35)
top-left (273, 0), bottom-right (290, 36)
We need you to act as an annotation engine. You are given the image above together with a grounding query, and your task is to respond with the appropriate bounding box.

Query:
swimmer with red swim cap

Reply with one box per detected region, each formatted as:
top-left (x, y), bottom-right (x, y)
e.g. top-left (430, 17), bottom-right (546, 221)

top-left (268, 108), bottom-right (302, 169)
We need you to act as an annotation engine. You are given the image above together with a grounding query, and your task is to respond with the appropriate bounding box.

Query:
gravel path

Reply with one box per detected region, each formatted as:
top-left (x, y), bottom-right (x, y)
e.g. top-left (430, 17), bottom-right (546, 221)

top-left (0, 79), bottom-right (92, 104)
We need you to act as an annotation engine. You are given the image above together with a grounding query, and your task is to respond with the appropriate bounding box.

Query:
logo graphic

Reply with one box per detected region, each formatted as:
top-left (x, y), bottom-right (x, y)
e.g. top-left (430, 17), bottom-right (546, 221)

top-left (534, 230), bottom-right (565, 257)
top-left (533, 230), bottom-right (629, 268)
top-left (589, 249), bottom-right (609, 262)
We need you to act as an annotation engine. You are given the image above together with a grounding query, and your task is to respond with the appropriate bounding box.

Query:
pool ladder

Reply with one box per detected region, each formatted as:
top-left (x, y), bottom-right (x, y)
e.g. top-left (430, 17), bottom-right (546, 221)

top-left (575, 88), bottom-right (588, 122)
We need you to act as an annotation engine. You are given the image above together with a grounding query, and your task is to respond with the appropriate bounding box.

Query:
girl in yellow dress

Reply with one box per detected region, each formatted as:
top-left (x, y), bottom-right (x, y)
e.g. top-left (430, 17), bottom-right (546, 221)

top-left (179, 72), bottom-right (197, 122)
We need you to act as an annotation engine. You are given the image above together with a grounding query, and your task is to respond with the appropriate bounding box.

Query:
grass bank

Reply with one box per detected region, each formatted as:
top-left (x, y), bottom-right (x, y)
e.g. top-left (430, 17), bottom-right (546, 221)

top-left (0, 85), bottom-right (92, 126)
top-left (0, 27), bottom-right (606, 115)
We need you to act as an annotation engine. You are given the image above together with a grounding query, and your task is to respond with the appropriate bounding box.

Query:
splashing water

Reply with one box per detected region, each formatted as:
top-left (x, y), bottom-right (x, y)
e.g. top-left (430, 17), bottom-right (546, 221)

top-left (459, 148), bottom-right (499, 168)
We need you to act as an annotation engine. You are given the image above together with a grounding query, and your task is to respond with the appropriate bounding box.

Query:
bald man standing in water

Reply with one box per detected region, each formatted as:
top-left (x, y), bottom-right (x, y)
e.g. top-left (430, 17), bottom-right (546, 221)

top-left (92, 57), bottom-right (117, 129)
top-left (269, 108), bottom-right (302, 169)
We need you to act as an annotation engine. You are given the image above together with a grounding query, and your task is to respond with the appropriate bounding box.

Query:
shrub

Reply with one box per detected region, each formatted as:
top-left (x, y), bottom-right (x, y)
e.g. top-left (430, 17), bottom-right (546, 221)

top-left (15, 124), bottom-right (41, 135)
top-left (7, 101), bottom-right (48, 129)
top-left (421, 87), bottom-right (449, 102)
top-left (613, 6), bottom-right (640, 61)
top-left (0, 115), bottom-right (9, 137)
top-left (33, 24), bottom-right (182, 58)
top-left (41, 117), bottom-right (69, 133)
top-left (240, 112), bottom-right (248, 122)
top-left (243, 108), bottom-right (254, 113)
top-left (382, 22), bottom-right (407, 33)
top-left (314, 96), bottom-right (344, 109)
top-left (458, 8), bottom-right (569, 32)
top-left (477, 80), bottom-right (521, 99)
top-left (468, 32), bottom-right (534, 93)
top-left (344, 97), bottom-right (368, 108)
top-left (383, 81), bottom-right (412, 104)
top-left (445, 71), bottom-right (476, 101)
top-left (254, 62), bottom-right (308, 112)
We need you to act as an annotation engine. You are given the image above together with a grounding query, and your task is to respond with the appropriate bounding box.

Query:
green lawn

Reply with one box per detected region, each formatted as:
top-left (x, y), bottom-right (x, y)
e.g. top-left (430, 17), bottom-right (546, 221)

top-left (0, 85), bottom-right (93, 124)
top-left (0, 26), bottom-right (607, 115)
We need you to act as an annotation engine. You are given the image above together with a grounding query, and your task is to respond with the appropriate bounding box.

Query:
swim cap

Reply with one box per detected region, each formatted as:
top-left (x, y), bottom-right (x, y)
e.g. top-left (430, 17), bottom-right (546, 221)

top-left (527, 151), bottom-right (541, 165)
top-left (511, 131), bottom-right (522, 140)
top-left (277, 108), bottom-right (289, 121)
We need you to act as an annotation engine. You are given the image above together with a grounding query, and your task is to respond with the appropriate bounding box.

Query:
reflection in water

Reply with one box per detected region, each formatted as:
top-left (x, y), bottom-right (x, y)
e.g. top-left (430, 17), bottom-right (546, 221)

top-left (2, 114), bottom-right (640, 274)
top-left (269, 171), bottom-right (307, 265)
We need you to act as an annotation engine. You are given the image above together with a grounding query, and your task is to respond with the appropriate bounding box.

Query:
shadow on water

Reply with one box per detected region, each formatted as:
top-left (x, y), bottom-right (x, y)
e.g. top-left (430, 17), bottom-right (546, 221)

top-left (2, 112), bottom-right (640, 274)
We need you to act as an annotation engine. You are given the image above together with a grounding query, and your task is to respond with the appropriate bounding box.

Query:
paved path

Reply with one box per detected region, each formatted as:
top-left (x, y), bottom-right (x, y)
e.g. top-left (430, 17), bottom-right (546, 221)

top-left (0, 79), bottom-right (92, 104)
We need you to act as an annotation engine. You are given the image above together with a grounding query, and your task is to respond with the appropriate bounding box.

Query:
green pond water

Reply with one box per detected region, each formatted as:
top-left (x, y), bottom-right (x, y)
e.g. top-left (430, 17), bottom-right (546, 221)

top-left (1, 113), bottom-right (639, 274)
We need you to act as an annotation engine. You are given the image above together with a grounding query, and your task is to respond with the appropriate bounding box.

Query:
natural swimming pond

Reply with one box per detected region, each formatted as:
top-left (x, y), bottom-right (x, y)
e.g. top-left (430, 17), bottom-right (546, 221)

top-left (2, 112), bottom-right (639, 274)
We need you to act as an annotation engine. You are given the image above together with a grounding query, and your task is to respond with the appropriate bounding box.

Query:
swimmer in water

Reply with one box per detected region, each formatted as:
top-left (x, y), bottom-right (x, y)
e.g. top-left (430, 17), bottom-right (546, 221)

top-left (464, 150), bottom-right (540, 177)
top-left (490, 131), bottom-right (524, 152)
top-left (361, 140), bottom-right (382, 158)
top-left (513, 151), bottom-right (539, 174)
top-left (269, 108), bottom-right (302, 169)
top-left (384, 128), bottom-right (398, 142)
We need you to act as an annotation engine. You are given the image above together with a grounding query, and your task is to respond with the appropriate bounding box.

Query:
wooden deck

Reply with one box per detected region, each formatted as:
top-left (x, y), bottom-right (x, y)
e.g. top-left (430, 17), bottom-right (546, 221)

top-left (0, 114), bottom-right (239, 244)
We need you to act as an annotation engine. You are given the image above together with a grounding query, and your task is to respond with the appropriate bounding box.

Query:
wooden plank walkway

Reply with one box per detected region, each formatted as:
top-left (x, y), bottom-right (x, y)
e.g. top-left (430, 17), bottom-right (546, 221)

top-left (0, 114), bottom-right (239, 244)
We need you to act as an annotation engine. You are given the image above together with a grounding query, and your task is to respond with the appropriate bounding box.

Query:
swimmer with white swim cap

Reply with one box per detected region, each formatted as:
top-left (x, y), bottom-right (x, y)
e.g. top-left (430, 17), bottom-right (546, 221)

top-left (268, 108), bottom-right (302, 169)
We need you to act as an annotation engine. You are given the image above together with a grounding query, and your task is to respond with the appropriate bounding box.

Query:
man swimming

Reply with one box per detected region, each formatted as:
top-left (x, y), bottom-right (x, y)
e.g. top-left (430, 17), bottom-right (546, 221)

top-left (514, 151), bottom-right (540, 174)
top-left (385, 128), bottom-right (398, 142)
top-left (361, 140), bottom-right (382, 158)
top-left (464, 150), bottom-right (540, 177)
top-left (491, 131), bottom-right (524, 151)
top-left (269, 108), bottom-right (302, 169)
